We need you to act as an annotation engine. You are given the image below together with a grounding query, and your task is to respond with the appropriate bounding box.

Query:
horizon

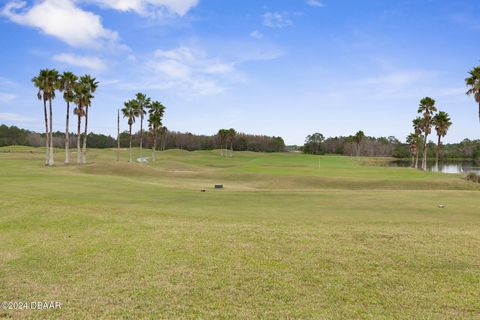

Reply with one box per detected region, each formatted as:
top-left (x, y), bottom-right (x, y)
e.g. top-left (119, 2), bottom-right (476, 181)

top-left (1, 0), bottom-right (479, 145)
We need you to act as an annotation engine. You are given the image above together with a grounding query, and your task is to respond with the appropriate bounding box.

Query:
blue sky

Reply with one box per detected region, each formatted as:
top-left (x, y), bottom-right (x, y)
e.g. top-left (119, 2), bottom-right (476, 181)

top-left (0, 0), bottom-right (479, 144)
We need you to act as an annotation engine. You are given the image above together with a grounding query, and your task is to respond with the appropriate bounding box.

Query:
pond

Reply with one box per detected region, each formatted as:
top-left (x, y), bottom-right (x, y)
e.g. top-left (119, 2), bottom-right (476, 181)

top-left (388, 160), bottom-right (480, 174)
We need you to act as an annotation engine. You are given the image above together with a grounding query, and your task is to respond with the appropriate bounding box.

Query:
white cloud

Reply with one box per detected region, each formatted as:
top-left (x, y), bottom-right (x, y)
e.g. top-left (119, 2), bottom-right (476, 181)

top-left (306, 0), bottom-right (324, 7)
top-left (86, 0), bottom-right (199, 16)
top-left (0, 113), bottom-right (35, 122)
top-left (144, 46), bottom-right (241, 96)
top-left (250, 30), bottom-right (263, 39)
top-left (262, 12), bottom-right (292, 28)
top-left (0, 92), bottom-right (16, 103)
top-left (1, 0), bottom-right (118, 48)
top-left (53, 53), bottom-right (107, 71)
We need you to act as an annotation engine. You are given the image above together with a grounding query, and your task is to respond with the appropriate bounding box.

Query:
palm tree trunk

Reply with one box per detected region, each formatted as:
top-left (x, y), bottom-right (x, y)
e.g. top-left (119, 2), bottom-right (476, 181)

top-left (152, 131), bottom-right (157, 162)
top-left (415, 148), bottom-right (419, 169)
top-left (411, 147), bottom-right (415, 167)
top-left (48, 98), bottom-right (54, 166)
top-left (77, 114), bottom-right (82, 164)
top-left (65, 101), bottom-right (70, 164)
top-left (82, 106), bottom-right (89, 164)
top-left (230, 141), bottom-right (233, 157)
top-left (129, 124), bottom-right (132, 162)
top-left (435, 135), bottom-right (441, 168)
top-left (140, 114), bottom-right (143, 157)
top-left (422, 134), bottom-right (428, 171)
top-left (43, 98), bottom-right (49, 166)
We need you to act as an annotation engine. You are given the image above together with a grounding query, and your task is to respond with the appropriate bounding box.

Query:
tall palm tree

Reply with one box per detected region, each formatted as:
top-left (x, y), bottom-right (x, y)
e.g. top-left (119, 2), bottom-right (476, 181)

top-left (160, 126), bottom-right (167, 151)
top-left (432, 111), bottom-right (452, 168)
top-left (465, 66), bottom-right (480, 122)
top-left (57, 71), bottom-right (78, 164)
top-left (32, 70), bottom-right (50, 165)
top-left (412, 117), bottom-right (423, 169)
top-left (418, 97), bottom-right (437, 171)
top-left (406, 133), bottom-right (421, 168)
top-left (73, 82), bottom-right (90, 164)
top-left (45, 69), bottom-right (60, 166)
top-left (217, 129), bottom-right (228, 156)
top-left (79, 75), bottom-right (99, 164)
top-left (135, 93), bottom-right (151, 157)
top-left (354, 130), bottom-right (365, 157)
top-left (122, 100), bottom-right (138, 162)
top-left (148, 101), bottom-right (166, 162)
top-left (227, 128), bottom-right (236, 157)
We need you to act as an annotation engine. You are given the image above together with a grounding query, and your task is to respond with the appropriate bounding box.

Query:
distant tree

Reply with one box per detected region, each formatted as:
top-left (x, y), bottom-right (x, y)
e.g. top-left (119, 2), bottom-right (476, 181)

top-left (227, 128), bottom-right (236, 157)
top-left (148, 101), bottom-right (165, 162)
top-left (406, 133), bottom-right (421, 168)
top-left (217, 129), bottom-right (229, 156)
top-left (134, 93), bottom-right (151, 157)
top-left (159, 126), bottom-right (167, 151)
top-left (303, 133), bottom-right (325, 155)
top-left (465, 65), bottom-right (480, 122)
top-left (122, 100), bottom-right (138, 162)
top-left (432, 111), bottom-right (452, 168)
top-left (418, 97), bottom-right (437, 170)
top-left (354, 131), bottom-right (365, 157)
top-left (412, 117), bottom-right (423, 168)
top-left (57, 71), bottom-right (78, 164)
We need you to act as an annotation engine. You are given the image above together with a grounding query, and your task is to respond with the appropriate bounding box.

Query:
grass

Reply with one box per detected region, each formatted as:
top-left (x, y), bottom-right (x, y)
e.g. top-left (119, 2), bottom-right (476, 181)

top-left (0, 146), bottom-right (479, 319)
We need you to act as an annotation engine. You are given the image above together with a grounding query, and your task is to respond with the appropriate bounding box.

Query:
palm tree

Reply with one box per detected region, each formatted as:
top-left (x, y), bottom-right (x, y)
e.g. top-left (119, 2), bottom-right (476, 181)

top-left (418, 97), bottom-right (437, 171)
top-left (227, 128), bottom-right (236, 157)
top-left (432, 111), bottom-right (452, 168)
top-left (465, 66), bottom-right (480, 122)
top-left (73, 82), bottom-right (90, 164)
top-left (406, 133), bottom-right (421, 168)
top-left (32, 70), bottom-right (50, 165)
top-left (412, 117), bottom-right (423, 169)
top-left (148, 101), bottom-right (166, 162)
top-left (57, 71), bottom-right (78, 164)
top-left (354, 130), bottom-right (365, 157)
top-left (135, 93), bottom-right (151, 157)
top-left (159, 126), bottom-right (167, 151)
top-left (33, 69), bottom-right (59, 166)
top-left (122, 100), bottom-right (138, 162)
top-left (217, 129), bottom-right (228, 156)
top-left (79, 75), bottom-right (99, 164)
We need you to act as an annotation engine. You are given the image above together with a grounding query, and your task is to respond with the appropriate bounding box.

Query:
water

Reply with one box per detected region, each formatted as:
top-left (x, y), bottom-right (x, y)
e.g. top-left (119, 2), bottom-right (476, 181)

top-left (389, 160), bottom-right (480, 174)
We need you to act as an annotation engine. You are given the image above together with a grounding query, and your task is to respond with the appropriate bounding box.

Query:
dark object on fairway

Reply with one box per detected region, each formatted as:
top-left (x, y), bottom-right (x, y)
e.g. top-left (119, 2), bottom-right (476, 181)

top-left (465, 172), bottom-right (480, 183)
top-left (200, 189), bottom-right (206, 192)
top-left (215, 184), bottom-right (224, 189)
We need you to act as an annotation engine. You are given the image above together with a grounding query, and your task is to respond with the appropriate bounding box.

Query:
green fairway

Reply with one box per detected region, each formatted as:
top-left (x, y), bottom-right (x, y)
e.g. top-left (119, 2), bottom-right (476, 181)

top-left (1, 147), bottom-right (479, 319)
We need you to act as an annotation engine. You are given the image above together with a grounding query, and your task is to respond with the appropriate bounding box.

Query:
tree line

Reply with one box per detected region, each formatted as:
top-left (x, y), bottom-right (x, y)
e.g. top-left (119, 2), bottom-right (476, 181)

top-left (301, 131), bottom-right (480, 161)
top-left (0, 124), bottom-right (286, 153)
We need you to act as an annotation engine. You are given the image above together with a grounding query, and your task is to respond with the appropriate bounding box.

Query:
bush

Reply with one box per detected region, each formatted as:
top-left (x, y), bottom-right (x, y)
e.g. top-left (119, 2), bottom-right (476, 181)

top-left (465, 172), bottom-right (480, 183)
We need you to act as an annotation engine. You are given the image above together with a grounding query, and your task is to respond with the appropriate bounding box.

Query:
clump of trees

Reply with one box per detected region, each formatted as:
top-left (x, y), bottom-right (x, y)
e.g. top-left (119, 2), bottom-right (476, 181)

top-left (121, 93), bottom-right (166, 162)
top-left (303, 132), bottom-right (406, 158)
top-left (406, 97), bottom-right (451, 170)
top-left (32, 69), bottom-right (98, 166)
top-left (217, 128), bottom-right (236, 157)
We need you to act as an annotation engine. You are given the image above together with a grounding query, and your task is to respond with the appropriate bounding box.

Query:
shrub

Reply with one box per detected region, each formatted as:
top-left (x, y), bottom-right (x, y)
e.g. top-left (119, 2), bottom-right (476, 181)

top-left (465, 172), bottom-right (480, 183)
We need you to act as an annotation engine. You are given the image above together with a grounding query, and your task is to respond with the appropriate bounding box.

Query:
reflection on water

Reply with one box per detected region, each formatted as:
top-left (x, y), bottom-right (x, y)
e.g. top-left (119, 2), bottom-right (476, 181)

top-left (390, 160), bottom-right (480, 174)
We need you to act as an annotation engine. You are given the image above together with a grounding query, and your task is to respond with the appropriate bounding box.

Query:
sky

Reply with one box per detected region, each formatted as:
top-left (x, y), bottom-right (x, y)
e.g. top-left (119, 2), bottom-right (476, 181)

top-left (0, 0), bottom-right (479, 145)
